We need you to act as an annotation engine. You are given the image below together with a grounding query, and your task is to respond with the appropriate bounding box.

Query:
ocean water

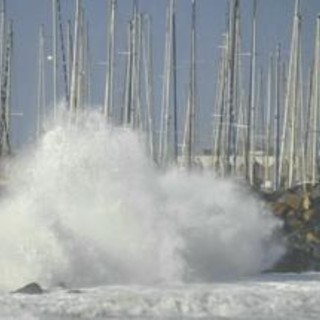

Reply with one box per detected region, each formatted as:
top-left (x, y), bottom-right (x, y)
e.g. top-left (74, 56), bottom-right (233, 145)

top-left (0, 109), bottom-right (294, 318)
top-left (1, 273), bottom-right (320, 319)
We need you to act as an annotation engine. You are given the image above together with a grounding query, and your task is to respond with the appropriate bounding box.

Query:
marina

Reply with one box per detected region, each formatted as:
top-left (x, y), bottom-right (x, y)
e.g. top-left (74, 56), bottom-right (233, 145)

top-left (0, 1), bottom-right (320, 319)
top-left (0, 1), bottom-right (320, 190)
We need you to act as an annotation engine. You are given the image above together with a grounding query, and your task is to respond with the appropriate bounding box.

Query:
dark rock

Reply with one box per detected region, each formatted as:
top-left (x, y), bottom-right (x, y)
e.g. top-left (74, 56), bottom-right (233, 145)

top-left (13, 282), bottom-right (45, 295)
top-left (56, 281), bottom-right (67, 289)
top-left (310, 183), bottom-right (320, 200)
top-left (284, 193), bottom-right (302, 210)
top-left (68, 289), bottom-right (82, 294)
top-left (306, 232), bottom-right (320, 244)
top-left (302, 209), bottom-right (315, 222)
top-left (271, 248), bottom-right (315, 273)
top-left (261, 183), bottom-right (320, 273)
top-left (272, 202), bottom-right (288, 216)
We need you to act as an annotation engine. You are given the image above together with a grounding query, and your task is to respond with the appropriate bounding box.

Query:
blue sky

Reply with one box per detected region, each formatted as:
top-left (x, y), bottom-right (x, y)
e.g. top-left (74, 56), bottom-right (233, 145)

top-left (6, 0), bottom-right (320, 148)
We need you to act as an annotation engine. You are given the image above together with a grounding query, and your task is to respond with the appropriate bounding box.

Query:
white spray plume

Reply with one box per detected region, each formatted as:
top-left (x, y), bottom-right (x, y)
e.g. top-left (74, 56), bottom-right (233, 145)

top-left (0, 110), bottom-right (284, 291)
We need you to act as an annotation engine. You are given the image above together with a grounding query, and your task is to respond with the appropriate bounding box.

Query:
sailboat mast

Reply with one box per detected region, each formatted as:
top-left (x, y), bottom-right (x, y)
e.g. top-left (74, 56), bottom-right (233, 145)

top-left (69, 0), bottom-right (81, 115)
top-left (142, 14), bottom-right (154, 159)
top-left (4, 20), bottom-right (12, 154)
top-left (57, 0), bottom-right (69, 105)
top-left (172, 0), bottom-right (178, 163)
top-left (264, 53), bottom-right (273, 188)
top-left (311, 15), bottom-right (320, 184)
top-left (104, 0), bottom-right (117, 121)
top-left (123, 20), bottom-right (133, 125)
top-left (158, 0), bottom-right (174, 167)
top-left (245, 0), bottom-right (256, 183)
top-left (279, 0), bottom-right (301, 188)
top-left (66, 20), bottom-right (73, 97)
top-left (0, 0), bottom-right (5, 137)
top-left (213, 34), bottom-right (228, 174)
top-left (226, 0), bottom-right (239, 175)
top-left (1, 19), bottom-right (12, 155)
top-left (37, 25), bottom-right (45, 138)
top-left (52, 0), bottom-right (58, 118)
top-left (288, 0), bottom-right (301, 187)
top-left (0, 0), bottom-right (5, 78)
top-left (185, 0), bottom-right (196, 169)
top-left (274, 45), bottom-right (281, 190)
top-left (130, 0), bottom-right (138, 128)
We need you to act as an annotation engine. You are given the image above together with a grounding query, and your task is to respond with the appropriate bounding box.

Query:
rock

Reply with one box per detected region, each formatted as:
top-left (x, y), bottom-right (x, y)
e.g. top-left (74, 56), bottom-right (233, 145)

top-left (13, 282), bottom-right (45, 295)
top-left (285, 218), bottom-right (302, 231)
top-left (55, 282), bottom-right (82, 294)
top-left (68, 289), bottom-right (82, 294)
top-left (272, 202), bottom-right (288, 216)
top-left (285, 193), bottom-right (302, 210)
top-left (306, 232), bottom-right (320, 244)
top-left (302, 194), bottom-right (311, 210)
top-left (56, 281), bottom-right (67, 289)
top-left (286, 209), bottom-right (296, 218)
top-left (262, 183), bottom-right (320, 273)
top-left (310, 183), bottom-right (320, 200)
top-left (302, 209), bottom-right (315, 222)
top-left (271, 248), bottom-right (313, 273)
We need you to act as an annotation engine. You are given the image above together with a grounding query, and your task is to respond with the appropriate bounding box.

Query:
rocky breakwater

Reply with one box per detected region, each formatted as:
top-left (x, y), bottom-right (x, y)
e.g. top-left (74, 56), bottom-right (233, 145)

top-left (263, 184), bottom-right (320, 272)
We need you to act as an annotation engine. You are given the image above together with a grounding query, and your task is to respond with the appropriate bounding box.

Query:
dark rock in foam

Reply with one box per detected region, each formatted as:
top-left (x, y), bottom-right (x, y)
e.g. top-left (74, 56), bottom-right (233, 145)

top-left (13, 282), bottom-right (45, 294)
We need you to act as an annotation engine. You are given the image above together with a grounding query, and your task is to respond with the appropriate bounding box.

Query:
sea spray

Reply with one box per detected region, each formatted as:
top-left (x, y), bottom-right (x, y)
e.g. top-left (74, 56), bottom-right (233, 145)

top-left (160, 171), bottom-right (284, 281)
top-left (0, 110), bottom-right (283, 291)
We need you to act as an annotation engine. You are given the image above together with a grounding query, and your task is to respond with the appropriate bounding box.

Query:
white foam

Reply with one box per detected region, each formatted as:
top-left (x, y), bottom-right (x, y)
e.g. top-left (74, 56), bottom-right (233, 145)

top-left (1, 273), bottom-right (320, 320)
top-left (0, 109), bottom-right (284, 291)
